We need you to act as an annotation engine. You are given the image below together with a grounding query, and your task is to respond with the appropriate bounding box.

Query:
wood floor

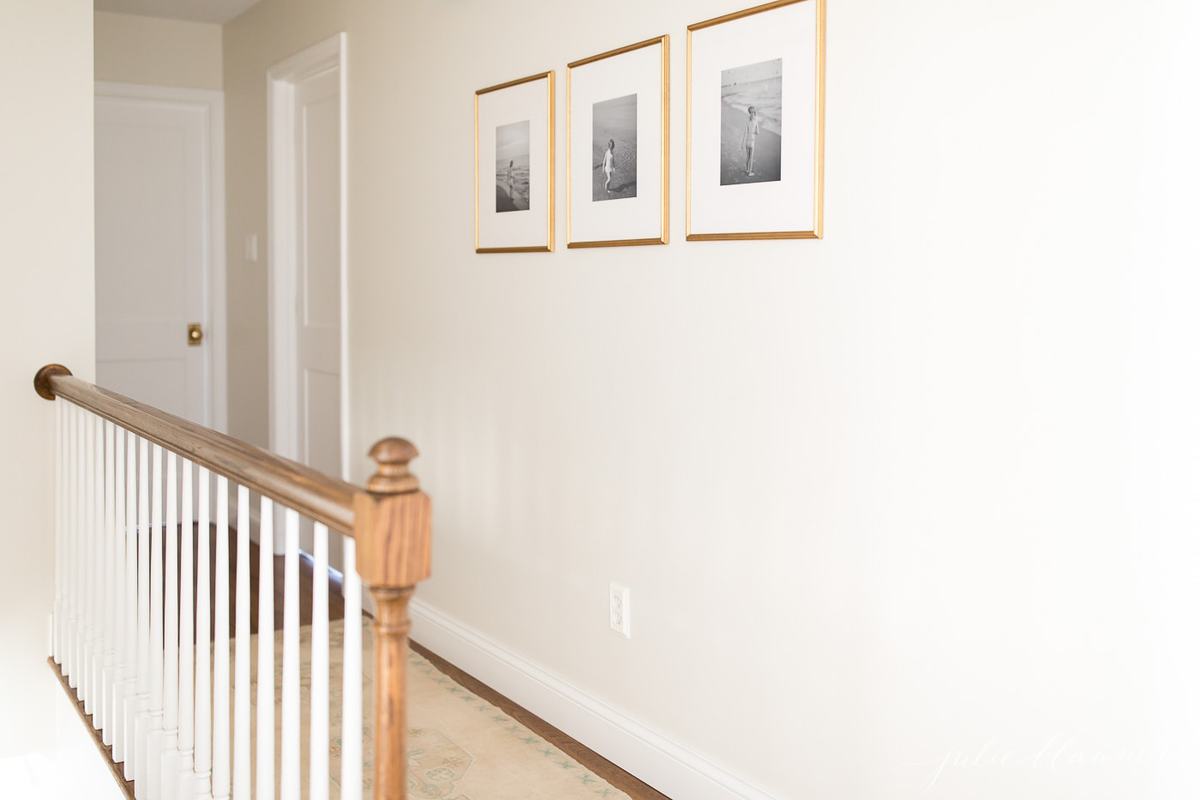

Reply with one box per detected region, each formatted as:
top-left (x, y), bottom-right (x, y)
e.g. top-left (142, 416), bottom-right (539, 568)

top-left (52, 525), bottom-right (670, 800)
top-left (192, 524), bottom-right (346, 638)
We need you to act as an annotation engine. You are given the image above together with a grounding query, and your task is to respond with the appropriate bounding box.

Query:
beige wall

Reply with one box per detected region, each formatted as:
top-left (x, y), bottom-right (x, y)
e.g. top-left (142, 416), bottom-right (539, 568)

top-left (216, 0), bottom-right (1200, 797)
top-left (95, 11), bottom-right (222, 90)
top-left (0, 0), bottom-right (96, 762)
top-left (343, 1), bottom-right (1200, 799)
top-left (222, 0), bottom-right (346, 447)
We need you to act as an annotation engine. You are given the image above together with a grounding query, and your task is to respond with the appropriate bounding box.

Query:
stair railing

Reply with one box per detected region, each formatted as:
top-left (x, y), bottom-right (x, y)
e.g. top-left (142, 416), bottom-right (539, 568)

top-left (35, 363), bottom-right (431, 800)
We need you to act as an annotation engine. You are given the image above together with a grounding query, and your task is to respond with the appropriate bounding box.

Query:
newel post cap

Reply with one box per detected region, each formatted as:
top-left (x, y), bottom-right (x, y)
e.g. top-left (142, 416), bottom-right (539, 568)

top-left (367, 436), bottom-right (421, 494)
top-left (355, 436), bottom-right (432, 588)
top-left (34, 363), bottom-right (72, 400)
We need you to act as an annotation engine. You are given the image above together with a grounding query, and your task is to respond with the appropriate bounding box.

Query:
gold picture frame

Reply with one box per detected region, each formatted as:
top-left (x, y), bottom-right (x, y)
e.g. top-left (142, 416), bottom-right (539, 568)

top-left (475, 70), bottom-right (556, 253)
top-left (566, 35), bottom-right (670, 248)
top-left (686, 0), bottom-right (826, 241)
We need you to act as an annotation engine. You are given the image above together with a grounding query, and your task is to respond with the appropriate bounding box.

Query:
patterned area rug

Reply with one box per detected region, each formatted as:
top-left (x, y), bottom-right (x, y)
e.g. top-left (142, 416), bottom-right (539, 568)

top-left (246, 620), bottom-right (630, 799)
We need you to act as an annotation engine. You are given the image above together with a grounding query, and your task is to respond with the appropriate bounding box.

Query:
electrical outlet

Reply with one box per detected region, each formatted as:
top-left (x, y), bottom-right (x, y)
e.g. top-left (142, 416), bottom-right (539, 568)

top-left (609, 582), bottom-right (631, 638)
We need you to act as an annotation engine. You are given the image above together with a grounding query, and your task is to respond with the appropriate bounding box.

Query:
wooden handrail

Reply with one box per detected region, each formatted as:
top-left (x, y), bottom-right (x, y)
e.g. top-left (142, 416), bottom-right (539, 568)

top-left (36, 363), bottom-right (433, 800)
top-left (34, 364), bottom-right (358, 535)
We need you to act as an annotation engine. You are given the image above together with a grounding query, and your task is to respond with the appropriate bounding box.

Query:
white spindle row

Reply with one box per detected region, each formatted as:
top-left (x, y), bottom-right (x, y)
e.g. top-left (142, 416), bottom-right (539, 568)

top-left (49, 400), bottom-right (369, 800)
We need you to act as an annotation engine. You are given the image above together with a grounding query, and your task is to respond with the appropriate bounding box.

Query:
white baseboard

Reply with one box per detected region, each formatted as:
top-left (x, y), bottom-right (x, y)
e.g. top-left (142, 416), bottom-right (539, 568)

top-left (408, 598), bottom-right (778, 800)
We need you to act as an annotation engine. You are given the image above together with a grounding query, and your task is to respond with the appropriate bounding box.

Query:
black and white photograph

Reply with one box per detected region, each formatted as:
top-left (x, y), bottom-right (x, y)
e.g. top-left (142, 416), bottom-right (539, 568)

top-left (567, 35), bottom-right (668, 247)
top-left (495, 120), bottom-right (531, 212)
top-left (476, 70), bottom-right (554, 252)
top-left (720, 58), bottom-right (782, 185)
top-left (687, 0), bottom-right (824, 239)
top-left (592, 93), bottom-right (637, 201)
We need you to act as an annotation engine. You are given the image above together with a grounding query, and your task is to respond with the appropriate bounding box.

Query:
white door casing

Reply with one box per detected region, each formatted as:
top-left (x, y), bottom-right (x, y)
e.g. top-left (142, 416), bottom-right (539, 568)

top-left (268, 35), bottom-right (348, 476)
top-left (268, 34), bottom-right (349, 560)
top-left (94, 83), bottom-right (227, 430)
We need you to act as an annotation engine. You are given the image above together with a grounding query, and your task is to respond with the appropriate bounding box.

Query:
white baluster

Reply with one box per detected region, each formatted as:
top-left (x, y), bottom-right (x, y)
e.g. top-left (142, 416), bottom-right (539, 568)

top-left (174, 458), bottom-right (195, 798)
top-left (67, 404), bottom-right (79, 686)
top-left (63, 403), bottom-right (73, 682)
top-left (281, 508), bottom-right (300, 799)
top-left (121, 431), bottom-right (140, 780)
top-left (74, 409), bottom-right (86, 698)
top-left (80, 413), bottom-right (92, 711)
top-left (309, 523), bottom-right (330, 800)
top-left (192, 467), bottom-right (213, 799)
top-left (70, 404), bottom-right (82, 691)
top-left (77, 407), bottom-right (88, 695)
top-left (53, 399), bottom-right (63, 665)
top-left (132, 436), bottom-right (151, 783)
top-left (340, 536), bottom-right (363, 800)
top-left (82, 411), bottom-right (96, 713)
top-left (212, 476), bottom-right (232, 800)
top-left (112, 427), bottom-right (128, 765)
top-left (158, 451), bottom-right (180, 800)
top-left (75, 406), bottom-right (87, 692)
top-left (139, 443), bottom-right (165, 798)
top-left (256, 497), bottom-right (275, 800)
top-left (64, 403), bottom-right (73, 682)
top-left (101, 420), bottom-right (116, 744)
top-left (232, 485), bottom-right (251, 800)
top-left (91, 413), bottom-right (104, 725)
top-left (56, 399), bottom-right (67, 664)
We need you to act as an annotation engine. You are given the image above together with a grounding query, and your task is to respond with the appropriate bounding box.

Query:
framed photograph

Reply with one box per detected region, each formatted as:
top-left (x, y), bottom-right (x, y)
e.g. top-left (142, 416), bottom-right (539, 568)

top-left (567, 35), bottom-right (669, 248)
top-left (686, 0), bottom-right (826, 240)
top-left (475, 71), bottom-right (555, 253)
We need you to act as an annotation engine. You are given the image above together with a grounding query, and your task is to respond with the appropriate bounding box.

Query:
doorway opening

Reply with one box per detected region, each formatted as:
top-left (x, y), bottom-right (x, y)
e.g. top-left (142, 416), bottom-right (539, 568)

top-left (267, 34), bottom-right (349, 480)
top-left (268, 34), bottom-right (349, 565)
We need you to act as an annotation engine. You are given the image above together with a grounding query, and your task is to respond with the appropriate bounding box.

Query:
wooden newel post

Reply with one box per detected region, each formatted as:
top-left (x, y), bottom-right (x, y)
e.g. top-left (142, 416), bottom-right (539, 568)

top-left (353, 437), bottom-right (432, 800)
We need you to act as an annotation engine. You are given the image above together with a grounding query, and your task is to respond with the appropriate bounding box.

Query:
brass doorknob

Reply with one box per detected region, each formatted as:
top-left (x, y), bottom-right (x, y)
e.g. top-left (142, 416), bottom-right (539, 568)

top-left (187, 323), bottom-right (204, 346)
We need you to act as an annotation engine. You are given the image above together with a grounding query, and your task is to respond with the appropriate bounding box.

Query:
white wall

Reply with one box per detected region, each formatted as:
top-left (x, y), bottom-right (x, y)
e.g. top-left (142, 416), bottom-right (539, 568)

top-left (0, 0), bottom-right (97, 772)
top-left (95, 11), bottom-right (223, 90)
top-left (0, 684), bottom-right (128, 799)
top-left (340, 1), bottom-right (1200, 799)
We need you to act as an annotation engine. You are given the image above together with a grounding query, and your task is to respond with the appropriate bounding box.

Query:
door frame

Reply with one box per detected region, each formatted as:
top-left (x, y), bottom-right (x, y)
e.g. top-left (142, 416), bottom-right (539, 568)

top-left (267, 33), bottom-right (350, 480)
top-left (94, 81), bottom-right (229, 432)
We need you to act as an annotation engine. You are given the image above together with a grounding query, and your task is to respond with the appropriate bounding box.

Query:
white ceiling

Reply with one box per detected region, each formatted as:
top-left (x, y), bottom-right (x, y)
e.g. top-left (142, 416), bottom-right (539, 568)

top-left (95, 0), bottom-right (262, 24)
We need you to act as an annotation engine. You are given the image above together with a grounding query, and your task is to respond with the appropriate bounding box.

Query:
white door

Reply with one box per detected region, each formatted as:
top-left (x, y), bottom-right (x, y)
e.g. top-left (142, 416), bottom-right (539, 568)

top-left (270, 46), bottom-right (345, 563)
top-left (95, 89), bottom-right (219, 426)
top-left (293, 67), bottom-right (343, 479)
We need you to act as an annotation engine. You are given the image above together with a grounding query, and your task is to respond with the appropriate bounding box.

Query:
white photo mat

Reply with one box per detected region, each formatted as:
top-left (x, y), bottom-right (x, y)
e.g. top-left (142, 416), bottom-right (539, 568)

top-left (567, 37), bottom-right (668, 247)
top-left (476, 72), bottom-right (555, 252)
top-left (688, 0), bottom-right (825, 239)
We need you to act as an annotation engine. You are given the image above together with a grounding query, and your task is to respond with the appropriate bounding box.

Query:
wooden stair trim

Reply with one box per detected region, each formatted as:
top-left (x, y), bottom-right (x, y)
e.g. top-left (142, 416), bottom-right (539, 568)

top-left (48, 657), bottom-right (136, 800)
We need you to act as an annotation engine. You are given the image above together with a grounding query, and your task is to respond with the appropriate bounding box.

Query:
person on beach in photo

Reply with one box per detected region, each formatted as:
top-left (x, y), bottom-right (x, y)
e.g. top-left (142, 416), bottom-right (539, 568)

top-left (742, 106), bottom-right (760, 177)
top-left (602, 139), bottom-right (616, 194)
top-left (506, 160), bottom-right (515, 197)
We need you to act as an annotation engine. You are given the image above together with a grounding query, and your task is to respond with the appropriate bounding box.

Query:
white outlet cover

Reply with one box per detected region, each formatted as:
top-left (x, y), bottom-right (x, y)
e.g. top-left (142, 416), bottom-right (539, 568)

top-left (609, 582), bottom-right (631, 638)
